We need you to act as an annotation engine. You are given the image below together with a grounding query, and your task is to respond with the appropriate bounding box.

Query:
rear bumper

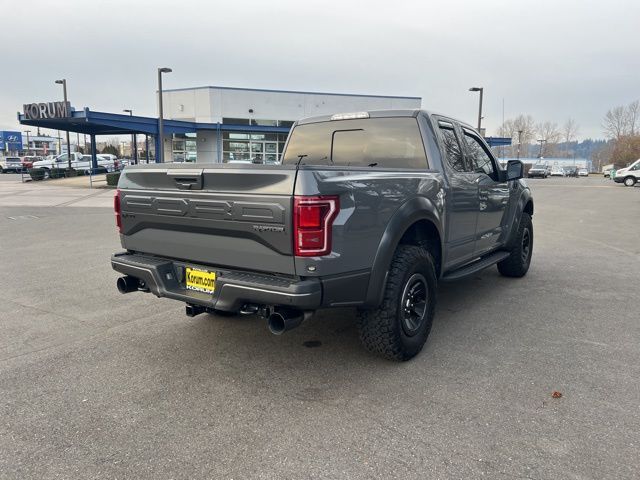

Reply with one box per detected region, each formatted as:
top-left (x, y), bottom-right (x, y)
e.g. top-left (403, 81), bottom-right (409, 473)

top-left (111, 252), bottom-right (323, 311)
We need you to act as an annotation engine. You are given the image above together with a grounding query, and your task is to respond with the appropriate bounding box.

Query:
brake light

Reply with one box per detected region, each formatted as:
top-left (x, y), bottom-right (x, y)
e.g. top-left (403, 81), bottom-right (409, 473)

top-left (293, 195), bottom-right (339, 256)
top-left (114, 189), bottom-right (122, 233)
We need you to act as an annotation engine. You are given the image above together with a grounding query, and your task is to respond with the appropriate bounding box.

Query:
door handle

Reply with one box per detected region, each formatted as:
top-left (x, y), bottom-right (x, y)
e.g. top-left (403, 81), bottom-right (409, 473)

top-left (167, 169), bottom-right (203, 190)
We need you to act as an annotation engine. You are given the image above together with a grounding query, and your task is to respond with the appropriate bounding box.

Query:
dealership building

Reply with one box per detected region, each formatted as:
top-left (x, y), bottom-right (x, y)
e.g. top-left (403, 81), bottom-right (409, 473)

top-left (160, 86), bottom-right (422, 163)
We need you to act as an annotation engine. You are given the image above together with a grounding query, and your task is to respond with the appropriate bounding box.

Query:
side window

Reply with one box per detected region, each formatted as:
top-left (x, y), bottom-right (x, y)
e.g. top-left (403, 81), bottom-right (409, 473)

top-left (438, 122), bottom-right (467, 172)
top-left (463, 130), bottom-right (496, 177)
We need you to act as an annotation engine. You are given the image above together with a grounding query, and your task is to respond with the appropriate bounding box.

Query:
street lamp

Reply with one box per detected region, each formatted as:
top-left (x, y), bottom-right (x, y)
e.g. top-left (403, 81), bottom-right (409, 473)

top-left (517, 130), bottom-right (523, 160)
top-left (469, 87), bottom-right (484, 132)
top-left (123, 109), bottom-right (138, 164)
top-left (157, 67), bottom-right (172, 163)
top-left (23, 130), bottom-right (31, 156)
top-left (537, 139), bottom-right (547, 158)
top-left (55, 79), bottom-right (72, 168)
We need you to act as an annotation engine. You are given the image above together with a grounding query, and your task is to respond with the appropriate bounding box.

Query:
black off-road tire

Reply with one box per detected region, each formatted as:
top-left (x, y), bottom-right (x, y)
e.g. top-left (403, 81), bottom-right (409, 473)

top-left (357, 245), bottom-right (437, 361)
top-left (497, 212), bottom-right (533, 278)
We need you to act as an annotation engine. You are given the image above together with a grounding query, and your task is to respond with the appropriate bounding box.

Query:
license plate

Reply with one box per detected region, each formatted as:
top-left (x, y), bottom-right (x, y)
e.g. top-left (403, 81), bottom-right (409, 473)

top-left (185, 267), bottom-right (216, 294)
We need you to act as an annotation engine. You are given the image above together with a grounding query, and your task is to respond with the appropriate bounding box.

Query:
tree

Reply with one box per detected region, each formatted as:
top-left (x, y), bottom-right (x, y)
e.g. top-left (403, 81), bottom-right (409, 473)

top-left (101, 144), bottom-right (119, 156)
top-left (498, 114), bottom-right (536, 158)
top-left (625, 100), bottom-right (639, 136)
top-left (536, 121), bottom-right (561, 157)
top-left (603, 106), bottom-right (627, 139)
top-left (610, 135), bottom-right (640, 168)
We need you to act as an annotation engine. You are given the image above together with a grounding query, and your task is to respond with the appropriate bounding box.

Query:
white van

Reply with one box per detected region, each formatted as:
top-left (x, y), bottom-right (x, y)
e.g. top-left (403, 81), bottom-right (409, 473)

top-left (613, 159), bottom-right (640, 187)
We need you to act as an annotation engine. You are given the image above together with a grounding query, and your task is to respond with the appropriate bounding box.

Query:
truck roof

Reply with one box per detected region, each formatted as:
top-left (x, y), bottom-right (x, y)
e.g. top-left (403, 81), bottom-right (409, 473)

top-left (297, 109), bottom-right (420, 125)
top-left (296, 109), bottom-right (476, 132)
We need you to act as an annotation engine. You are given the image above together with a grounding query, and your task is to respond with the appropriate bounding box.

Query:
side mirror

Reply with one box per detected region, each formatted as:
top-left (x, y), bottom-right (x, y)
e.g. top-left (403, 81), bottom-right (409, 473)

top-left (506, 160), bottom-right (524, 181)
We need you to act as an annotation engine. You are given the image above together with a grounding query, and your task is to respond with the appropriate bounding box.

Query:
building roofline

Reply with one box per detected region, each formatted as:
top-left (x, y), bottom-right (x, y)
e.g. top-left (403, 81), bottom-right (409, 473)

top-left (162, 85), bottom-right (421, 101)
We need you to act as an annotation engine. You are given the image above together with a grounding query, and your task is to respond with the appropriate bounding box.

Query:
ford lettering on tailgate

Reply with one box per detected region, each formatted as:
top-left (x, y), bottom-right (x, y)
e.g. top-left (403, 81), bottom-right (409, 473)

top-left (122, 195), bottom-right (285, 224)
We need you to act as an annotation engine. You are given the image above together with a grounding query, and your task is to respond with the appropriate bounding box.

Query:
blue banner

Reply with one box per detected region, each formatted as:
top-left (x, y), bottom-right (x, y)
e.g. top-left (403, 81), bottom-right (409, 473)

top-left (0, 131), bottom-right (23, 151)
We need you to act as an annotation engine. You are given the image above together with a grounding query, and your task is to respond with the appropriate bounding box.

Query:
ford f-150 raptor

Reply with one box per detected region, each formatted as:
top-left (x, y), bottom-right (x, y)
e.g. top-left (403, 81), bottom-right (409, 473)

top-left (111, 110), bottom-right (533, 361)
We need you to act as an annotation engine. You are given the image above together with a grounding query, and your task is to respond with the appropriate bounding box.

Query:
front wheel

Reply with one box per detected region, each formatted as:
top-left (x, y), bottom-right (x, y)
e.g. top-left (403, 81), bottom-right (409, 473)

top-left (357, 245), bottom-right (437, 361)
top-left (624, 176), bottom-right (636, 187)
top-left (498, 213), bottom-right (533, 278)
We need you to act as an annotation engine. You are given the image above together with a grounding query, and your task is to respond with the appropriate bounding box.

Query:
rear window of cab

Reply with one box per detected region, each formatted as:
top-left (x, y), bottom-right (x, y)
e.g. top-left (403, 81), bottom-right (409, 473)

top-left (283, 117), bottom-right (428, 169)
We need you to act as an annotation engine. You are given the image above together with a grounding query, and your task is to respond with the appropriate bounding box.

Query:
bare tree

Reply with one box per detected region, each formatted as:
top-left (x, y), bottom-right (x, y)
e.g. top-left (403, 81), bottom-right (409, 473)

top-left (536, 121), bottom-right (561, 156)
top-left (625, 100), bottom-right (640, 136)
top-left (603, 106), bottom-right (627, 139)
top-left (562, 118), bottom-right (580, 157)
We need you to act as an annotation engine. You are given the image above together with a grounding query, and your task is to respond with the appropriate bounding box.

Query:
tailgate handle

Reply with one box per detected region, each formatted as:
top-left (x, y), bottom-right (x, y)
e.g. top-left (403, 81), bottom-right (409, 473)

top-left (167, 169), bottom-right (203, 190)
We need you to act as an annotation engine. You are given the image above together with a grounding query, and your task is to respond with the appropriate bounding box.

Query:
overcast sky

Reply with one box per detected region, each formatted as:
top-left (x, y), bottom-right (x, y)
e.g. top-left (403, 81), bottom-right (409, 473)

top-left (1, 0), bottom-right (638, 140)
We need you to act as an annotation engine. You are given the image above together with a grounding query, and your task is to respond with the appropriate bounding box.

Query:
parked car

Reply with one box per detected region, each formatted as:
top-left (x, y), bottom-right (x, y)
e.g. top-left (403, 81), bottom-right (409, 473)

top-left (550, 165), bottom-right (565, 176)
top-left (0, 156), bottom-right (24, 173)
top-left (32, 152), bottom-right (85, 172)
top-left (602, 164), bottom-right (614, 177)
top-left (31, 152), bottom-right (116, 177)
top-left (612, 158), bottom-right (640, 187)
top-left (578, 168), bottom-right (589, 177)
top-left (111, 109), bottom-right (534, 361)
top-left (564, 166), bottom-right (578, 177)
top-left (20, 155), bottom-right (42, 169)
top-left (527, 164), bottom-right (549, 178)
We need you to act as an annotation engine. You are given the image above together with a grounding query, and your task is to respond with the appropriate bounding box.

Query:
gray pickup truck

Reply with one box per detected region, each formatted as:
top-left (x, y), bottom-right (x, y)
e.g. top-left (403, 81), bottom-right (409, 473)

top-left (112, 110), bottom-right (533, 361)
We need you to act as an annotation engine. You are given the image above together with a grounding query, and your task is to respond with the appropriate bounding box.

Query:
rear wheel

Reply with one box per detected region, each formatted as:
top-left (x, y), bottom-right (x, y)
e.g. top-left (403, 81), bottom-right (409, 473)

top-left (357, 245), bottom-right (437, 361)
top-left (498, 213), bottom-right (533, 278)
top-left (624, 176), bottom-right (636, 187)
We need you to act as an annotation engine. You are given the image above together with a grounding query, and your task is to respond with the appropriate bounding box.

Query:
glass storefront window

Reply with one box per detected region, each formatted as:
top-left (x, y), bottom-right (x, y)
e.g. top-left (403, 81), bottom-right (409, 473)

top-left (223, 118), bottom-right (250, 125)
top-left (251, 119), bottom-right (278, 127)
top-left (222, 131), bottom-right (289, 164)
top-left (171, 133), bottom-right (197, 163)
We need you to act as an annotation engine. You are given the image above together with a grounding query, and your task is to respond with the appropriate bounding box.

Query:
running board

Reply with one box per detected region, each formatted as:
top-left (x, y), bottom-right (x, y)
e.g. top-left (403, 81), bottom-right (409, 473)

top-left (441, 251), bottom-right (510, 281)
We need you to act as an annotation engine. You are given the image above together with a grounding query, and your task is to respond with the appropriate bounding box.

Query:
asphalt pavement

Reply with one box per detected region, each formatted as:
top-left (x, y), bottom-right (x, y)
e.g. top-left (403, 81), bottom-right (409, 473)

top-left (0, 173), bottom-right (638, 479)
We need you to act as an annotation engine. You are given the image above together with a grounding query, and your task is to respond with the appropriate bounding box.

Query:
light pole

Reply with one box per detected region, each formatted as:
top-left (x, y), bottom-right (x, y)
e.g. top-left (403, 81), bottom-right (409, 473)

top-left (517, 130), bottom-right (523, 160)
top-left (157, 67), bottom-right (172, 163)
top-left (469, 87), bottom-right (484, 132)
top-left (123, 109), bottom-right (138, 164)
top-left (23, 130), bottom-right (31, 155)
top-left (55, 79), bottom-right (72, 168)
top-left (537, 139), bottom-right (547, 158)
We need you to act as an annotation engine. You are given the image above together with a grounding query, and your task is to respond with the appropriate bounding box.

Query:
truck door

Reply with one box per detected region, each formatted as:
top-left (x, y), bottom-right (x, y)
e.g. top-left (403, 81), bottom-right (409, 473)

top-left (436, 120), bottom-right (479, 268)
top-left (460, 128), bottom-right (509, 256)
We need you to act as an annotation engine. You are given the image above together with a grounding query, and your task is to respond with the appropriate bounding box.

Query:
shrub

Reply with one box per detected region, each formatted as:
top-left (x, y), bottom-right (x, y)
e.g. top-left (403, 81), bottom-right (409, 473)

top-left (29, 168), bottom-right (46, 181)
top-left (65, 168), bottom-right (78, 177)
top-left (106, 172), bottom-right (121, 186)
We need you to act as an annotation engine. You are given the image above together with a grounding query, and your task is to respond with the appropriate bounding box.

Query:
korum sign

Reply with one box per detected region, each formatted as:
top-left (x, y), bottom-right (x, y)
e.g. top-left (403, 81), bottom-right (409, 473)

top-left (22, 101), bottom-right (72, 120)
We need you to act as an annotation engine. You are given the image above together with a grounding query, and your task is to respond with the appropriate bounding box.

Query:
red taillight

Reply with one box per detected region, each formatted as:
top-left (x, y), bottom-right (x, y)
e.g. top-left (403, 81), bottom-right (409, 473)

top-left (114, 189), bottom-right (122, 233)
top-left (293, 195), bottom-right (339, 257)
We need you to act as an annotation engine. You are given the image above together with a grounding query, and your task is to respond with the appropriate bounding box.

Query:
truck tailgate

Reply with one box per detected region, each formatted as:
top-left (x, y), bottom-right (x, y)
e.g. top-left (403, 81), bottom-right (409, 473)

top-left (118, 164), bottom-right (297, 275)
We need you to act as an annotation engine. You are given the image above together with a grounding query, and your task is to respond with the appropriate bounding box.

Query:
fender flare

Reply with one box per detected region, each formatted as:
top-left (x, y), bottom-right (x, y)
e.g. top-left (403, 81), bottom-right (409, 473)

top-left (364, 196), bottom-right (443, 307)
top-left (505, 188), bottom-right (534, 247)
